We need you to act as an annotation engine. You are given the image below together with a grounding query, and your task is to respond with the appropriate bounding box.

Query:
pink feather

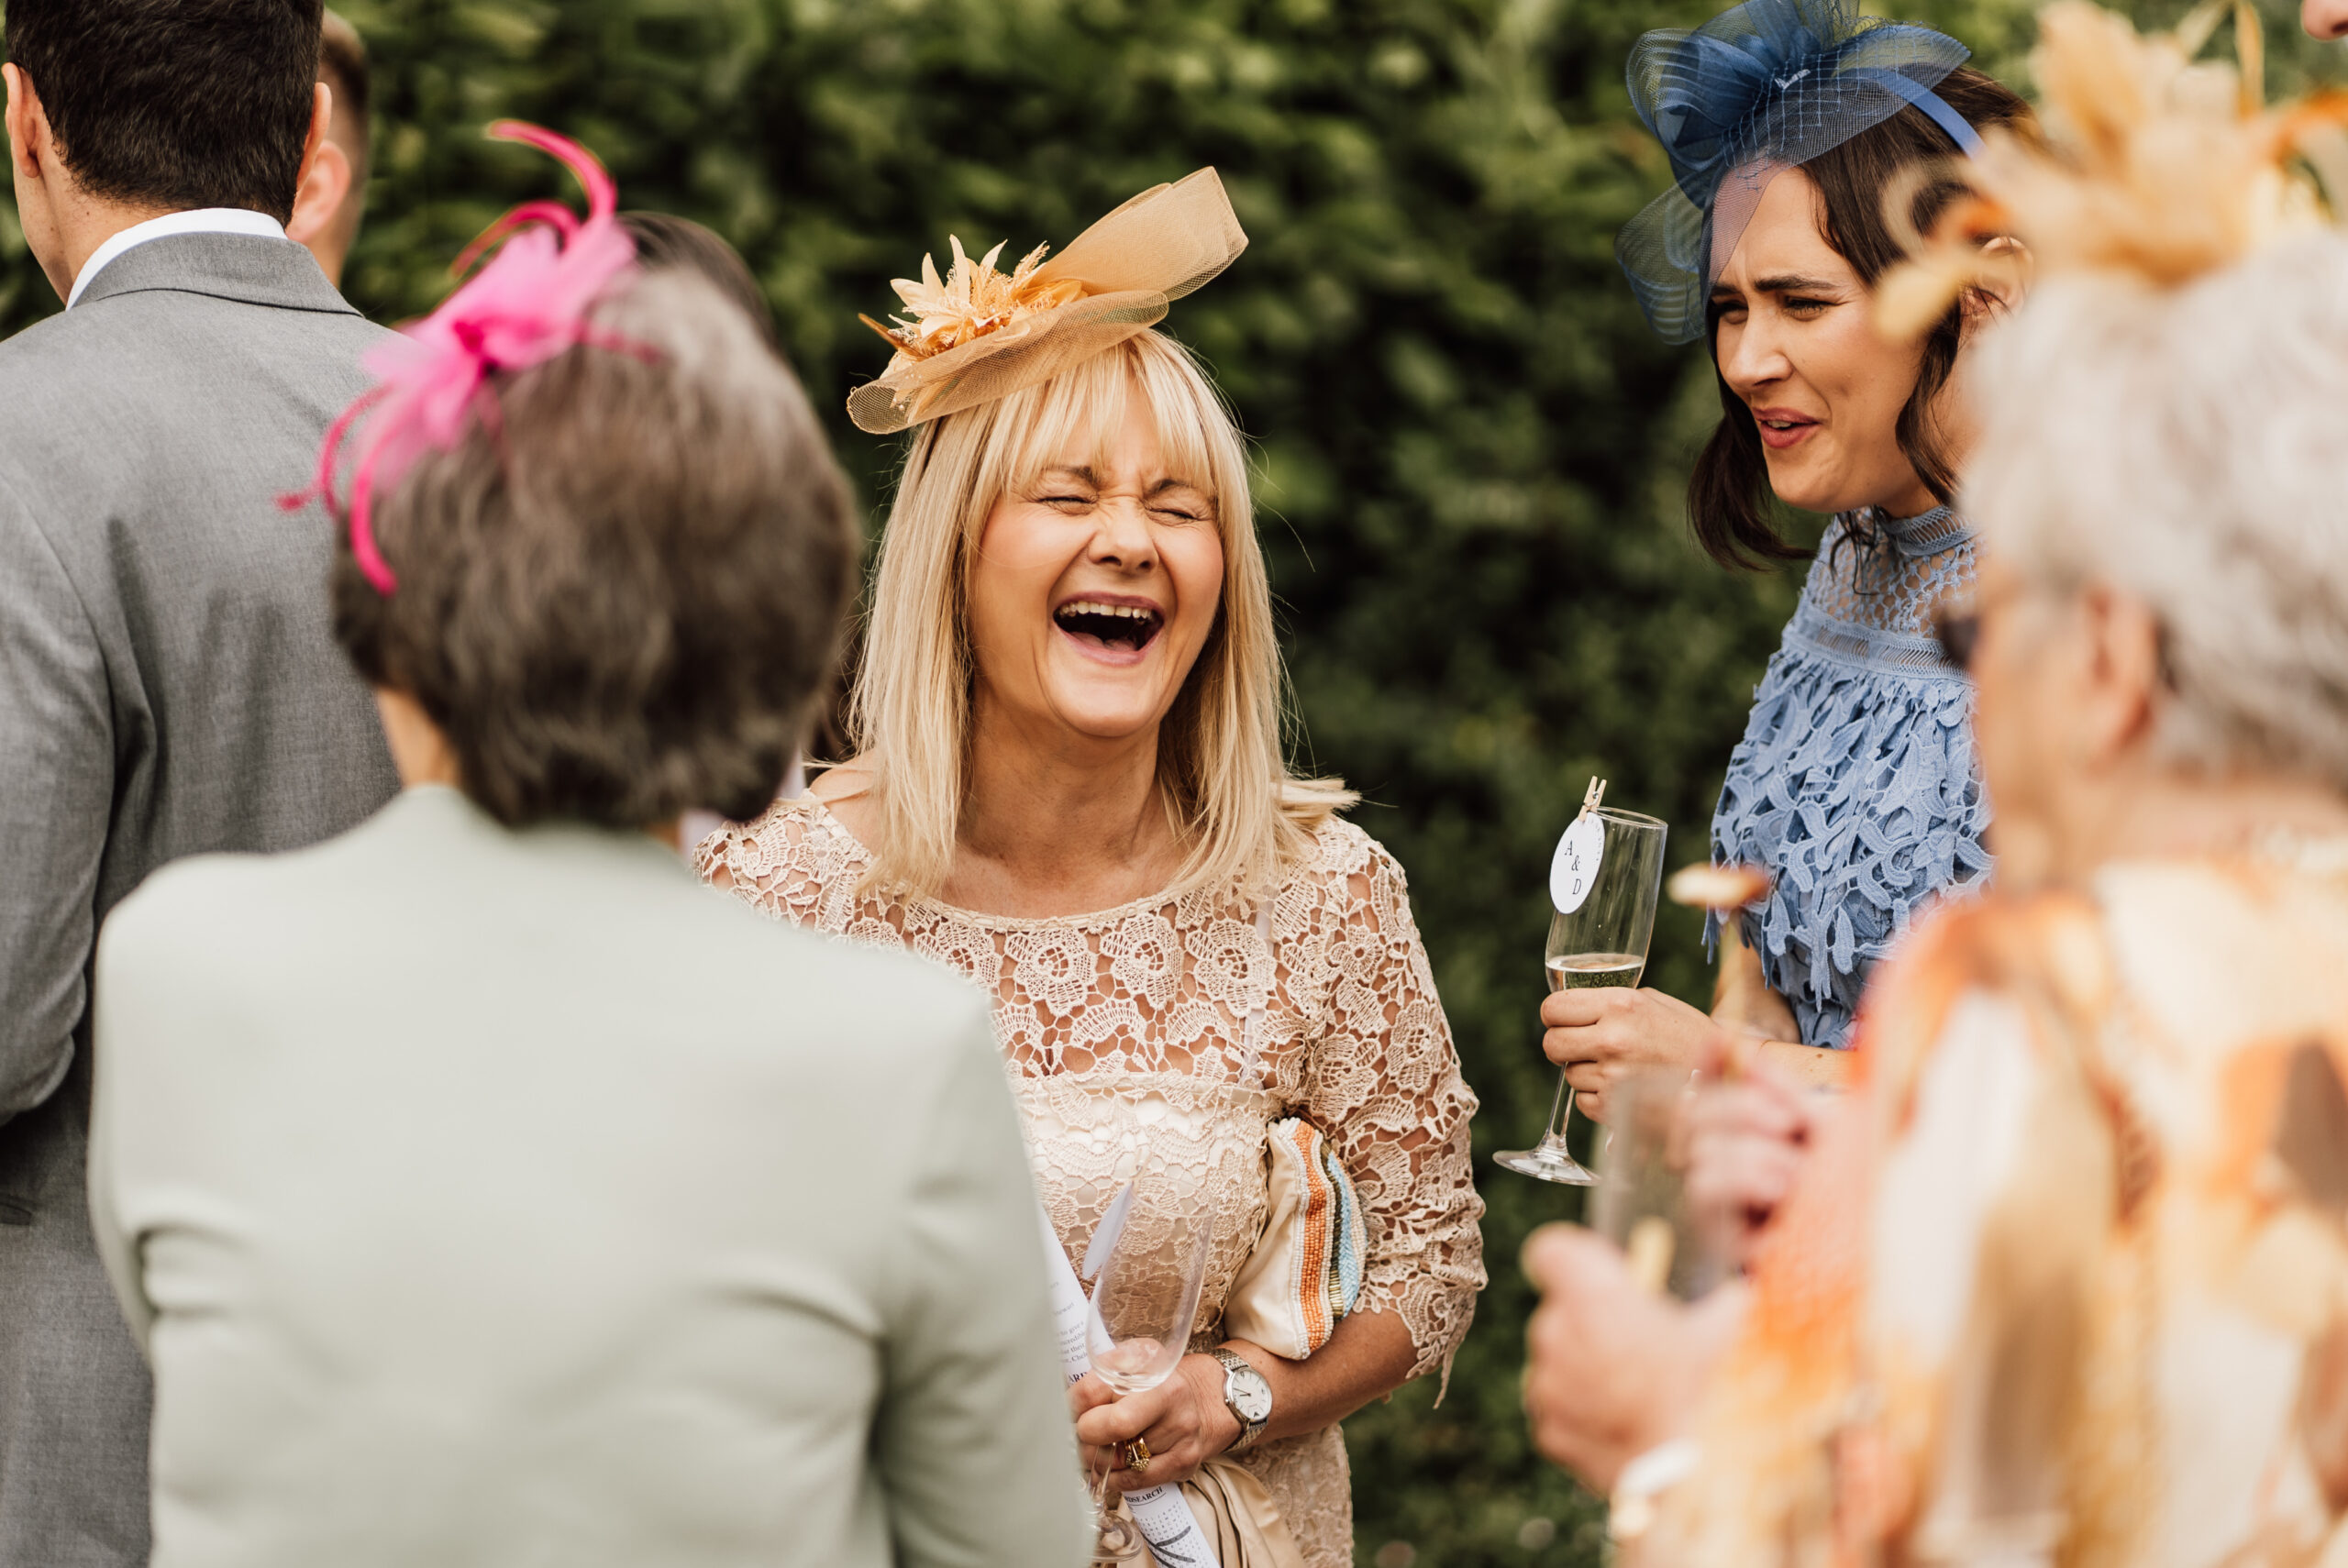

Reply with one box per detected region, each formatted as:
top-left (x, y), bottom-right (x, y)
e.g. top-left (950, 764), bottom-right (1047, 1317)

top-left (282, 121), bottom-right (638, 593)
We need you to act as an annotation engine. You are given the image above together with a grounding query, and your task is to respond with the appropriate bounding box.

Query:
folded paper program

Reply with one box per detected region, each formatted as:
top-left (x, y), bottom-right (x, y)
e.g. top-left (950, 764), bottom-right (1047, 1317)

top-left (847, 168), bottom-right (1247, 435)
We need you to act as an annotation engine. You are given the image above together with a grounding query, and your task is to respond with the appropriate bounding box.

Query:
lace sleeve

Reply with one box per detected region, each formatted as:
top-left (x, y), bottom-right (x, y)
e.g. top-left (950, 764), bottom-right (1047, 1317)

top-left (692, 800), bottom-right (861, 932)
top-left (1292, 828), bottom-right (1486, 1393)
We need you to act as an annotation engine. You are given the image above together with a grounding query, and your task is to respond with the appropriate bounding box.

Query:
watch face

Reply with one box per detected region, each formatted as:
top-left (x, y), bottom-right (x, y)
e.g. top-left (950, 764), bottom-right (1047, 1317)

top-left (1232, 1367), bottom-right (1273, 1422)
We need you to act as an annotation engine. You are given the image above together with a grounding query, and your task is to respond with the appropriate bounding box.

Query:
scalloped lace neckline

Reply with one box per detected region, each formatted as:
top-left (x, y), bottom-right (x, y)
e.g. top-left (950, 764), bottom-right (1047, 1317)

top-left (796, 794), bottom-right (1220, 933)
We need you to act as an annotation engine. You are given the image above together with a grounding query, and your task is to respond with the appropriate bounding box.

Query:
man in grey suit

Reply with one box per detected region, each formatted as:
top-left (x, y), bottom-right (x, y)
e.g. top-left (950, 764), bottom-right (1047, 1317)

top-left (0, 3), bottom-right (397, 1562)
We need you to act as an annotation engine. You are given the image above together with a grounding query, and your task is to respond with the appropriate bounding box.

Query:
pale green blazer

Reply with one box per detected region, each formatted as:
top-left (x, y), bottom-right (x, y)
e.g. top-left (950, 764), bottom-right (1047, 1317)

top-left (89, 785), bottom-right (1090, 1568)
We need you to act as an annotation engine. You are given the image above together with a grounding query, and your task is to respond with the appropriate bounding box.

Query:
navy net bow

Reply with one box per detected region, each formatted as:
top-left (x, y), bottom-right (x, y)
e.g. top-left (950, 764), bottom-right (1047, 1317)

top-left (1616, 0), bottom-right (1975, 343)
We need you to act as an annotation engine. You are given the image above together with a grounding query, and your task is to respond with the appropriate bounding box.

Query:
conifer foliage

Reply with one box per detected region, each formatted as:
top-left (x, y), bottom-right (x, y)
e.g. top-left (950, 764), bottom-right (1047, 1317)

top-left (5, 0), bottom-right (2320, 1561)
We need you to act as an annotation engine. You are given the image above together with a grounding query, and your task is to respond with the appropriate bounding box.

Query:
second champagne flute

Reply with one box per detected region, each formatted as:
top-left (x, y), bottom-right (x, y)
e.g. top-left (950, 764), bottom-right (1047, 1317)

top-left (1495, 801), bottom-right (1668, 1185)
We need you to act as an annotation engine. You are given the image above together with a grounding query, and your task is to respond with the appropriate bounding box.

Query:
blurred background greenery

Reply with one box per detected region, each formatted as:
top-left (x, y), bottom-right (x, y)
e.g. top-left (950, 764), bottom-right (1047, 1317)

top-left (1, 1), bottom-right (2337, 1562)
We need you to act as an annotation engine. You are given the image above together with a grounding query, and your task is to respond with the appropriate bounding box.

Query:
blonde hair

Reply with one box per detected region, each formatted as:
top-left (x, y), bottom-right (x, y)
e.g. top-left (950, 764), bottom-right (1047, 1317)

top-left (848, 329), bottom-right (1354, 898)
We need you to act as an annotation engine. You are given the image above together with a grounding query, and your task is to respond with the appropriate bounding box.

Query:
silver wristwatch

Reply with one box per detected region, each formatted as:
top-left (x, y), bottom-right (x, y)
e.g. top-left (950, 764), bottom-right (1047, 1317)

top-left (1212, 1348), bottom-right (1273, 1454)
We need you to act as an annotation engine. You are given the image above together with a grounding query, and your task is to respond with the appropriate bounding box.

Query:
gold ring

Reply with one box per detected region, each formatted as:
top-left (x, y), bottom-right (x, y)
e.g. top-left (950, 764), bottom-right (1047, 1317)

top-left (1124, 1438), bottom-right (1153, 1474)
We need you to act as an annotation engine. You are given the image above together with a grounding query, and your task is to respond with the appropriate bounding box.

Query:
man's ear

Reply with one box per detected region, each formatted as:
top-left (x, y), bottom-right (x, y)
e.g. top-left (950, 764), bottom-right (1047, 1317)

top-left (286, 138), bottom-right (353, 246)
top-left (2074, 584), bottom-right (2165, 771)
top-left (4, 63), bottom-right (50, 184)
top-left (292, 82), bottom-right (334, 202)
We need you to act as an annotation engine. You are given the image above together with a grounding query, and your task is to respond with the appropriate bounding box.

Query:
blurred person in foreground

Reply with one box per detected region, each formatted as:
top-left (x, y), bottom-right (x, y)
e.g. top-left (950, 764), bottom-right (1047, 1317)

top-left (1523, 8), bottom-right (2348, 1562)
top-left (700, 172), bottom-right (1484, 1568)
top-left (1541, 0), bottom-right (2033, 1115)
top-left (0, 2), bottom-right (393, 1560)
top-left (88, 125), bottom-right (1089, 1568)
top-left (287, 9), bottom-right (368, 287)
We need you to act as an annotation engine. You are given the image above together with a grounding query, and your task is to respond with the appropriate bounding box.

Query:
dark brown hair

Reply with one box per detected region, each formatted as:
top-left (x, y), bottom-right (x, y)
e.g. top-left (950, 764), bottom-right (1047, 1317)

top-left (618, 212), bottom-right (775, 349)
top-left (1687, 66), bottom-right (2034, 569)
top-left (332, 271), bottom-right (860, 828)
top-left (3, 0), bottom-right (325, 222)
top-left (615, 209), bottom-right (859, 759)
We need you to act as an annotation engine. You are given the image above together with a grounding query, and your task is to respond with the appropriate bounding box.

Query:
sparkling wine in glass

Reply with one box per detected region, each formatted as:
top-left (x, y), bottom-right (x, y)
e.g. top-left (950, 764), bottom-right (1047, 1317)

top-left (1080, 1161), bottom-right (1214, 1560)
top-left (1496, 802), bottom-right (1668, 1186)
top-left (1590, 1066), bottom-right (1730, 1301)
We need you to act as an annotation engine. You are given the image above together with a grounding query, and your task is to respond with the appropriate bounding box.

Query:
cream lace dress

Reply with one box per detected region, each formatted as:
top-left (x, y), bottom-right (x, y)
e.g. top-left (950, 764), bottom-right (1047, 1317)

top-left (697, 799), bottom-right (1487, 1567)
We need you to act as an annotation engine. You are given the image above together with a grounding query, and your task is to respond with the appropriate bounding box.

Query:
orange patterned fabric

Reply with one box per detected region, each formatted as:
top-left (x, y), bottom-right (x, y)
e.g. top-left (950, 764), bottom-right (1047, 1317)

top-left (1661, 854), bottom-right (2348, 1568)
top-left (1289, 1123), bottom-right (1335, 1352)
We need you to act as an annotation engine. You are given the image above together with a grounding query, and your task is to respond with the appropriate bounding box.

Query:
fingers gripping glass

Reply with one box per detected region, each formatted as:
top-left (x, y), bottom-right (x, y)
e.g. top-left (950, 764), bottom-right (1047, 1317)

top-left (1497, 804), bottom-right (1669, 1186)
top-left (1081, 1156), bottom-right (1214, 1562)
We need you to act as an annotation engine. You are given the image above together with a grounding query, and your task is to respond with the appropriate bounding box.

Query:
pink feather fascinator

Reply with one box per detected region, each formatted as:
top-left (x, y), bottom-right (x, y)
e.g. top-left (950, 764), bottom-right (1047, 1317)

top-left (283, 121), bottom-right (640, 593)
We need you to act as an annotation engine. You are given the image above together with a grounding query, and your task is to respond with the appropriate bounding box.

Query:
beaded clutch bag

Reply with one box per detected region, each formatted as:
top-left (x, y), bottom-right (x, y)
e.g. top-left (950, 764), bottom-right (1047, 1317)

top-left (1223, 1117), bottom-right (1366, 1360)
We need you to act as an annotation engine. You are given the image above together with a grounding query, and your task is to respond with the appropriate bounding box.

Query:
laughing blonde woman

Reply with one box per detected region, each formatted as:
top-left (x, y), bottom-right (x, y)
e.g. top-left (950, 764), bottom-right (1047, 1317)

top-left (698, 173), bottom-right (1484, 1567)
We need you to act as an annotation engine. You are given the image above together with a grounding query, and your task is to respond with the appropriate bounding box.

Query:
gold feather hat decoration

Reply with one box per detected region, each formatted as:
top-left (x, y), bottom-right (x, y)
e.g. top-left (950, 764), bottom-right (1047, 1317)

top-left (846, 170), bottom-right (1247, 436)
top-left (1875, 0), bottom-right (2348, 340)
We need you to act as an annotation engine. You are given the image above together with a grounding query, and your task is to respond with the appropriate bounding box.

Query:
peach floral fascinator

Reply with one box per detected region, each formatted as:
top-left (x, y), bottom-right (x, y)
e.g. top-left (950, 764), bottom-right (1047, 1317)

top-left (1875, 0), bottom-right (2348, 338)
top-left (847, 169), bottom-right (1246, 436)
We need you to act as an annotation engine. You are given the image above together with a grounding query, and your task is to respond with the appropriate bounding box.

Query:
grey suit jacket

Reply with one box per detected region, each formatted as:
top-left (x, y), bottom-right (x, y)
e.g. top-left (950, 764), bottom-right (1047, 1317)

top-left (88, 787), bottom-right (1091, 1568)
top-left (0, 234), bottom-right (399, 1567)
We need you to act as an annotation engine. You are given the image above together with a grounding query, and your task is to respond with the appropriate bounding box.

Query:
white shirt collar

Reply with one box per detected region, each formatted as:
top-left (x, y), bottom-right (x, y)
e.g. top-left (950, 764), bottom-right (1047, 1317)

top-left (66, 208), bottom-right (290, 310)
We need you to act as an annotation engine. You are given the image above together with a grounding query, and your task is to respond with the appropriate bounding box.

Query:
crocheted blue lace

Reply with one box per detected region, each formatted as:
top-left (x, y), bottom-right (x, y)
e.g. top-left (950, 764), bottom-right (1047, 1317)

top-left (1707, 506), bottom-right (1993, 1050)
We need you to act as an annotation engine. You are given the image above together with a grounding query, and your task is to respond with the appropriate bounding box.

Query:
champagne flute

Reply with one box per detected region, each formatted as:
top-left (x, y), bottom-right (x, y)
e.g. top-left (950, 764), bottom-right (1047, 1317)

top-left (1590, 1065), bottom-right (1730, 1300)
top-left (1081, 1160), bottom-right (1215, 1562)
top-left (1496, 804), bottom-right (1668, 1185)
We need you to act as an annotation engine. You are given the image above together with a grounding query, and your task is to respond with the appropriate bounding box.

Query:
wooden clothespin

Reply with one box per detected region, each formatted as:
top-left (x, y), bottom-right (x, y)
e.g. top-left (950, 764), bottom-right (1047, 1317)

top-left (1666, 860), bottom-right (1774, 1080)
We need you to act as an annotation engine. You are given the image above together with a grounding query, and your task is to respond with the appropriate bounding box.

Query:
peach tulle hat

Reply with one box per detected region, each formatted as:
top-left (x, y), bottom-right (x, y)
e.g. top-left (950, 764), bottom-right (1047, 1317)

top-left (847, 169), bottom-right (1246, 436)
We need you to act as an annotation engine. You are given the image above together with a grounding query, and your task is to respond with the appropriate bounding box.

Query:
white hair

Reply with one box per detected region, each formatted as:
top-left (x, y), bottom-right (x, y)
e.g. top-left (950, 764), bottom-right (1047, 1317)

top-left (1965, 230), bottom-right (2348, 789)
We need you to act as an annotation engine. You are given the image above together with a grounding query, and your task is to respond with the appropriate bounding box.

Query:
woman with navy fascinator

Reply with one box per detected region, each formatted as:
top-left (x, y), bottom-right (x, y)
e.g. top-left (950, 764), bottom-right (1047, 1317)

top-left (1544, 0), bottom-right (2032, 1105)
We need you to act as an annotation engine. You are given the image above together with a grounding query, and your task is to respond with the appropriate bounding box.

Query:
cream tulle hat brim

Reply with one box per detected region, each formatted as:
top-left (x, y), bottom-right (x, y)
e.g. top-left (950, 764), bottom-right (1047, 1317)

top-left (847, 167), bottom-right (1246, 436)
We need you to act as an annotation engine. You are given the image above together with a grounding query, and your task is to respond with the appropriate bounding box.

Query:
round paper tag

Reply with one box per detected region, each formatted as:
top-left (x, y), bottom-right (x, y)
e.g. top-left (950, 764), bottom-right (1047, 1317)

top-left (1550, 814), bottom-right (1605, 914)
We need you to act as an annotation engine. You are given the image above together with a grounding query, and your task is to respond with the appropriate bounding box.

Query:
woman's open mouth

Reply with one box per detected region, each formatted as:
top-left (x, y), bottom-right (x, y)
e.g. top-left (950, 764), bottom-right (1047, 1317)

top-left (1752, 407), bottom-right (1820, 451)
top-left (1053, 598), bottom-right (1165, 659)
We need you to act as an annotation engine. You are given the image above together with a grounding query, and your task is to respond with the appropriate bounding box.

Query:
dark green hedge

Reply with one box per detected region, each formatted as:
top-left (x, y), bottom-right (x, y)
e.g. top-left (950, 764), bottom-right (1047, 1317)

top-left (2, 2), bottom-right (2326, 1562)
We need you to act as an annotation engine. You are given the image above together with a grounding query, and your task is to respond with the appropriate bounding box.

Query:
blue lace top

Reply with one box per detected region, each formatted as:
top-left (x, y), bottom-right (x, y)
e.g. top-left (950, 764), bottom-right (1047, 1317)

top-left (1708, 505), bottom-right (1993, 1050)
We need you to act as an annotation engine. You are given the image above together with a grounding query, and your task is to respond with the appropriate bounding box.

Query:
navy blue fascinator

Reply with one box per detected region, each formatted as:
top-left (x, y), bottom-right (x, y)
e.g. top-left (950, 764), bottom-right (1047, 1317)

top-left (1617, 0), bottom-right (1986, 343)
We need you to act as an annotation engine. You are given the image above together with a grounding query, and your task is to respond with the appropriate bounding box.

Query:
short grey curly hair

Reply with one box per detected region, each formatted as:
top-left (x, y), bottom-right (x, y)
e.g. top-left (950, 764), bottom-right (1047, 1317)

top-left (1965, 230), bottom-right (2348, 790)
top-left (333, 268), bottom-right (859, 828)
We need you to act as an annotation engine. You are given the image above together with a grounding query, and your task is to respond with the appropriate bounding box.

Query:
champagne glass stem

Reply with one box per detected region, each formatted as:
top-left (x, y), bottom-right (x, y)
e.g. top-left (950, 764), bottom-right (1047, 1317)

top-left (1091, 1440), bottom-right (1141, 1563)
top-left (1543, 1067), bottom-right (1577, 1145)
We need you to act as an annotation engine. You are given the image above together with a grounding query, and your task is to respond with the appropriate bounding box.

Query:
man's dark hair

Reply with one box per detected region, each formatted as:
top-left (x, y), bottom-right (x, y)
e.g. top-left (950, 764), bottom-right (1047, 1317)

top-left (1686, 67), bottom-right (2035, 569)
top-left (617, 212), bottom-right (777, 350)
top-left (4, 0), bottom-right (325, 223)
top-left (614, 208), bottom-right (865, 762)
top-left (332, 271), bottom-right (860, 829)
top-left (318, 9), bottom-right (370, 179)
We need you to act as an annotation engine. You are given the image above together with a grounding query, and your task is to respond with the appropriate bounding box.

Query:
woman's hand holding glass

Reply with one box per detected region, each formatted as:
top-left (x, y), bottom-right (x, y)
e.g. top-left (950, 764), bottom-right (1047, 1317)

top-left (1540, 985), bottom-right (1732, 1126)
top-left (1070, 1352), bottom-right (1245, 1493)
top-left (1521, 1225), bottom-right (1745, 1492)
